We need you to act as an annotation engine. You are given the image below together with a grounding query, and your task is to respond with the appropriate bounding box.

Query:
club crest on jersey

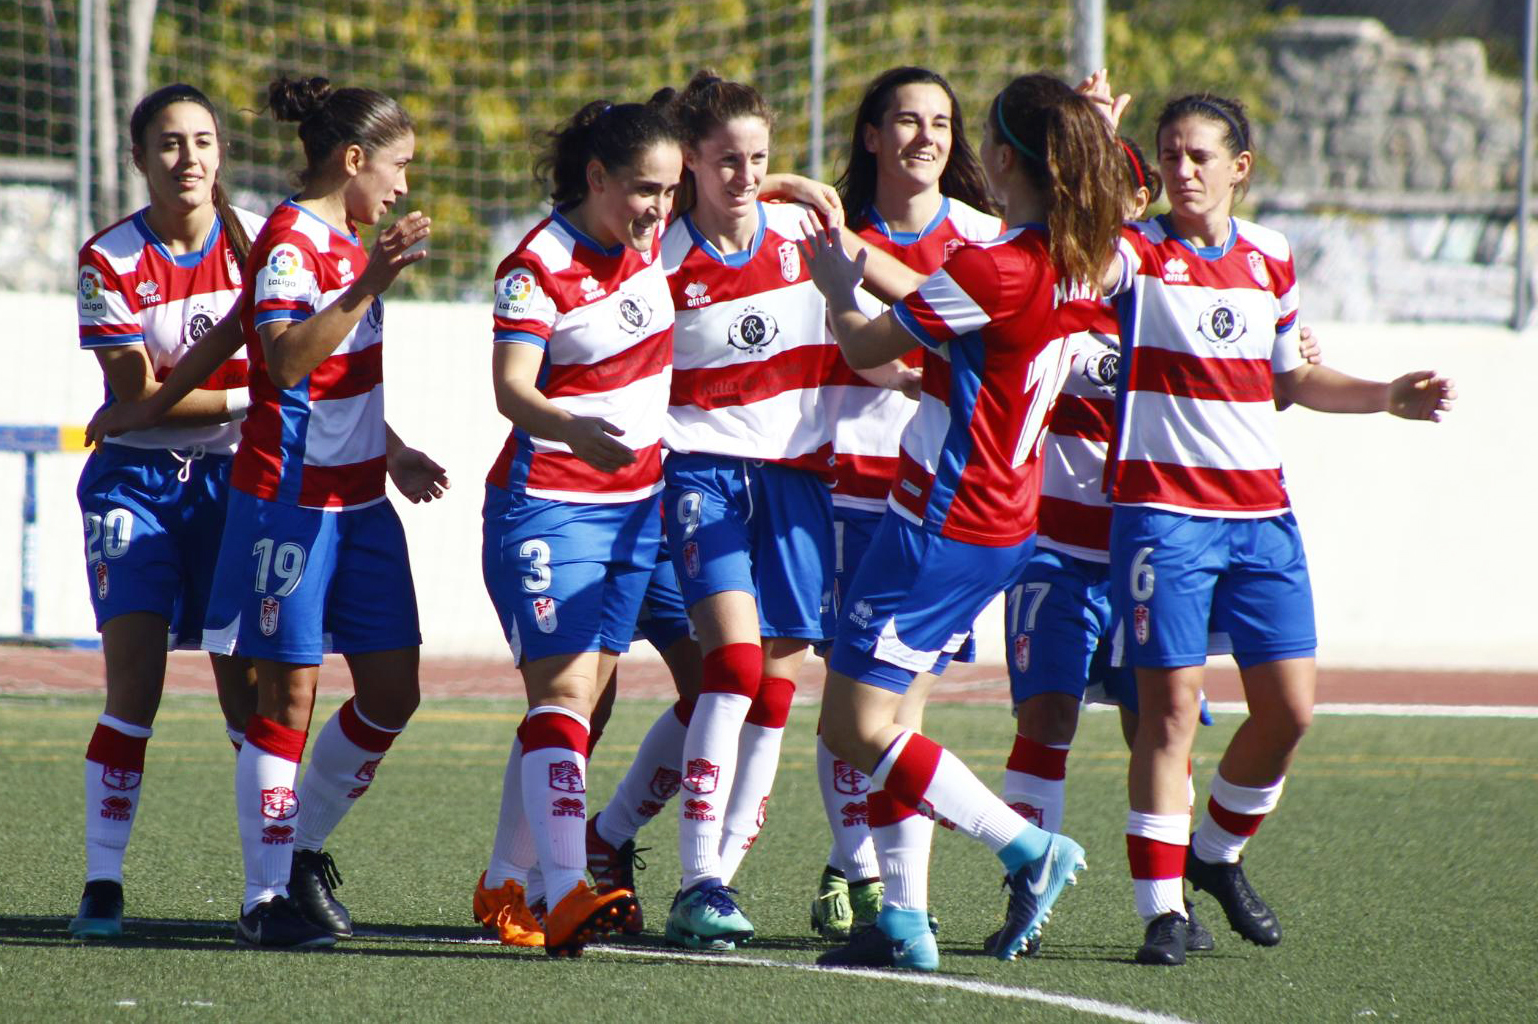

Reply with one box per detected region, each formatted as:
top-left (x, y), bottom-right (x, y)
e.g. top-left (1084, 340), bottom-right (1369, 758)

top-left (99, 796), bottom-right (132, 821)
top-left (94, 561), bottom-right (109, 600)
top-left (259, 596), bottom-right (280, 637)
top-left (616, 294), bottom-right (653, 334)
top-left (1133, 604), bottom-right (1151, 645)
top-left (650, 766), bottom-right (682, 800)
top-left (1247, 251), bottom-right (1270, 287)
top-left (532, 596), bottom-right (558, 633)
top-left (683, 280), bottom-right (711, 308)
top-left (135, 279), bottom-right (162, 304)
top-left (101, 764), bottom-right (141, 791)
top-left (78, 268), bottom-right (107, 315)
top-left (226, 249), bottom-right (243, 285)
top-left (1197, 301), bottom-right (1247, 346)
top-left (778, 240), bottom-right (800, 282)
top-left (944, 238), bottom-right (966, 259)
top-left (833, 760), bottom-right (869, 795)
top-left (1013, 633), bottom-right (1031, 672)
top-left (497, 270), bottom-right (537, 319)
top-left (337, 257), bottom-right (354, 284)
top-left (548, 760), bottom-right (585, 793)
top-left (1162, 257), bottom-right (1190, 283)
top-left (681, 541), bottom-right (701, 579)
top-left (261, 785), bottom-right (298, 820)
top-left (683, 757), bottom-right (720, 794)
top-left (267, 243), bottom-right (303, 278)
top-left (727, 307), bottom-right (779, 352)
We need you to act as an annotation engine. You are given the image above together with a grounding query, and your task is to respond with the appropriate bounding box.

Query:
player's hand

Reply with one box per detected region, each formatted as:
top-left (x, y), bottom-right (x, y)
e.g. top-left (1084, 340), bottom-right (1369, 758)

top-left (1076, 68), bottom-right (1130, 131)
top-left (895, 365), bottom-right (923, 400)
top-left (563, 416), bottom-right (637, 473)
top-left (359, 211), bottom-right (431, 294)
top-left (763, 173), bottom-right (844, 229)
top-left (387, 445), bottom-right (450, 503)
top-left (1387, 370), bottom-right (1457, 422)
top-left (1298, 324), bottom-right (1323, 365)
top-left (797, 220), bottom-right (866, 304)
top-left (84, 400), bottom-right (157, 445)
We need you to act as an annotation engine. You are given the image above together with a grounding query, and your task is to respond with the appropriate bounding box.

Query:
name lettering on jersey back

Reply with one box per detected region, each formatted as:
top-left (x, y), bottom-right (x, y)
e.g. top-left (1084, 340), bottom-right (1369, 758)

top-left (135, 279), bottom-right (162, 304)
top-left (684, 281), bottom-right (711, 308)
top-left (1163, 257), bottom-right (1190, 283)
top-left (1052, 278), bottom-right (1097, 308)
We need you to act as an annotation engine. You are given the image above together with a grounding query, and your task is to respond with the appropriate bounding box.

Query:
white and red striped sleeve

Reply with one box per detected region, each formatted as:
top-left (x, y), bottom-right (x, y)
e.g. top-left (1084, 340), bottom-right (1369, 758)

top-left (492, 259), bottom-right (559, 346)
top-left (890, 245), bottom-right (1001, 350)
top-left (76, 248), bottom-right (141, 349)
top-left (252, 237), bottom-right (322, 330)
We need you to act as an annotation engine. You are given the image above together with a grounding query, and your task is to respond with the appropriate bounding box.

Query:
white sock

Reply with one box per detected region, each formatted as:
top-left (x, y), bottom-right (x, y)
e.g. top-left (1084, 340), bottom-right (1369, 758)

top-left (83, 715), bottom-right (152, 883)
top-left (818, 735), bottom-right (880, 881)
top-left (486, 733), bottom-right (528, 888)
top-left (295, 699), bottom-right (401, 852)
top-left (236, 716), bottom-right (307, 914)
top-left (678, 691), bottom-right (752, 888)
top-left (521, 706), bottom-right (591, 907)
top-left (1191, 773), bottom-right (1285, 865)
top-left (596, 701), bottom-right (688, 847)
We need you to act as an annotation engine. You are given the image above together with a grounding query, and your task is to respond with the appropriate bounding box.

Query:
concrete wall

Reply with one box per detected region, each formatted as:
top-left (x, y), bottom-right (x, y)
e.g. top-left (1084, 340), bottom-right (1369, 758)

top-left (2, 292), bottom-right (1533, 671)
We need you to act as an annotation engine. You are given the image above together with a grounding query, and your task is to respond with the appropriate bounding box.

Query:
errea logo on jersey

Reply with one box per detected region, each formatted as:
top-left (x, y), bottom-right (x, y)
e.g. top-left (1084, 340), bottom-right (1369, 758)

top-left (1163, 258), bottom-right (1190, 283)
top-left (337, 257), bottom-right (355, 284)
top-left (684, 281), bottom-right (711, 308)
top-left (135, 280), bottom-right (161, 304)
top-left (580, 275), bottom-right (606, 301)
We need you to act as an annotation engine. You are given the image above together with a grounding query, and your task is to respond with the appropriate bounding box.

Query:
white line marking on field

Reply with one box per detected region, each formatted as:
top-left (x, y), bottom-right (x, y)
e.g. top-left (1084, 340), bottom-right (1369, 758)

top-left (1204, 701), bottom-right (1538, 719)
top-left (354, 930), bottom-right (1198, 1024)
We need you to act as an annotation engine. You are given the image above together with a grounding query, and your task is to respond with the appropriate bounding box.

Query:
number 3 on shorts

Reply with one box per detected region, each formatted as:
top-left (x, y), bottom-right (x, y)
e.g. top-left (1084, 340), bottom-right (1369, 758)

top-left (1130, 546), bottom-right (1156, 602)
top-left (520, 539), bottom-right (551, 593)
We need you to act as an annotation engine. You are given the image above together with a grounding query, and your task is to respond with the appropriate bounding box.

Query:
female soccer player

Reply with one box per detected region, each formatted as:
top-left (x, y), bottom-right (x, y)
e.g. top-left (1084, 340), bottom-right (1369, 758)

top-left (68, 83), bottom-right (262, 940)
top-left (800, 72), bottom-right (1127, 972)
top-left (473, 96), bottom-right (680, 956)
top-left (809, 65), bottom-right (1004, 943)
top-left (1105, 92), bottom-right (1455, 965)
top-left (202, 75), bottom-right (447, 949)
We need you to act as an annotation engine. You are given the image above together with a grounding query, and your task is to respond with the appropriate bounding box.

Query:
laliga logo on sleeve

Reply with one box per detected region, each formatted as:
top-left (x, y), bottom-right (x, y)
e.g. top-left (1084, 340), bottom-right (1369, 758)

top-left (778, 240), bottom-right (800, 282)
top-left (497, 270), bottom-right (536, 318)
top-left (1196, 300), bottom-right (1247, 346)
top-left (267, 243), bottom-right (302, 278)
top-left (78, 268), bottom-right (107, 315)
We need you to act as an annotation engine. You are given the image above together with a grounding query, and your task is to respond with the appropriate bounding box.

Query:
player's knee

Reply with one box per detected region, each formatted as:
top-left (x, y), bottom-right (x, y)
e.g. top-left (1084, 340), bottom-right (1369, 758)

top-left (1017, 693), bottom-right (1079, 746)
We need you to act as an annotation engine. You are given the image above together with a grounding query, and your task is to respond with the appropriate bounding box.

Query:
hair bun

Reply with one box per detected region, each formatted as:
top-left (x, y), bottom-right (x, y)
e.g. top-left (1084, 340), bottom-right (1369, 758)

top-left (267, 75), bottom-right (332, 123)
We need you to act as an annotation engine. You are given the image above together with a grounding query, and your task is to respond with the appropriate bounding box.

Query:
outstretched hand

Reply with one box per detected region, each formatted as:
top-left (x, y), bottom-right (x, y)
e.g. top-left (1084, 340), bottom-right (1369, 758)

top-left (1076, 68), bottom-right (1130, 131)
top-left (388, 445), bottom-right (450, 503)
top-left (1298, 324), bottom-right (1323, 365)
top-left (564, 416), bottom-right (637, 474)
top-left (359, 211), bottom-right (431, 295)
top-left (85, 401), bottom-right (155, 446)
top-left (1387, 370), bottom-right (1457, 422)
top-left (796, 219), bottom-right (866, 304)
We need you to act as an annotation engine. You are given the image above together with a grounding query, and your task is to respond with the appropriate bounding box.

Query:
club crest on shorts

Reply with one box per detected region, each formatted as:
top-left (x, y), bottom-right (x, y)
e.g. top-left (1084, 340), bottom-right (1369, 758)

top-left (101, 765), bottom-right (141, 791)
top-left (650, 766), bottom-right (681, 800)
top-left (259, 596), bottom-right (280, 637)
top-left (682, 540), bottom-right (701, 579)
top-left (99, 796), bottom-right (132, 821)
top-left (261, 785), bottom-right (298, 820)
top-left (683, 757), bottom-right (719, 794)
top-left (548, 759), bottom-right (585, 793)
top-left (833, 759), bottom-right (869, 795)
top-left (94, 561), bottom-right (109, 600)
top-left (551, 796), bottom-right (585, 818)
top-left (1247, 251), bottom-right (1270, 288)
top-left (778, 240), bottom-right (800, 282)
top-left (354, 758), bottom-right (381, 783)
top-left (1013, 633), bottom-right (1031, 672)
top-left (261, 824), bottom-right (295, 845)
top-left (532, 596), bottom-right (558, 633)
top-left (1134, 604), bottom-right (1151, 645)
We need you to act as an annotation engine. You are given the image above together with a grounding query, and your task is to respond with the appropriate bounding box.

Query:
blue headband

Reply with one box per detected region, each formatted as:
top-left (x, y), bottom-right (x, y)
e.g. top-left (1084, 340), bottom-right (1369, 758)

top-left (992, 95), bottom-right (1043, 166)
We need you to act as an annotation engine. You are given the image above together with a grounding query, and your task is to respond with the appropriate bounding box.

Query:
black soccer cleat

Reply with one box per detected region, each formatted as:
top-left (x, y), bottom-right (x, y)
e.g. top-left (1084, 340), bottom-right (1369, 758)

top-left (1135, 911), bottom-right (1188, 965)
top-left (1184, 898), bottom-right (1215, 952)
top-left (288, 848), bottom-right (353, 938)
top-left (68, 879), bottom-right (124, 939)
top-left (236, 895), bottom-right (337, 949)
top-left (1185, 849), bottom-right (1281, 946)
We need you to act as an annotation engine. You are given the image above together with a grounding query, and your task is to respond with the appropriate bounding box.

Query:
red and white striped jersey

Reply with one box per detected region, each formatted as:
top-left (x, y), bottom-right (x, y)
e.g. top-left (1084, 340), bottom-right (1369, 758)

top-left (486, 210), bottom-right (674, 504)
top-left (825, 197), bottom-right (1002, 511)
top-left (231, 200), bottom-right (386, 511)
top-left (889, 225), bottom-right (1105, 547)
top-left (1036, 311), bottom-right (1120, 562)
top-left (1107, 216), bottom-right (1303, 517)
top-left (77, 207), bottom-right (263, 453)
top-left (663, 202), bottom-right (836, 471)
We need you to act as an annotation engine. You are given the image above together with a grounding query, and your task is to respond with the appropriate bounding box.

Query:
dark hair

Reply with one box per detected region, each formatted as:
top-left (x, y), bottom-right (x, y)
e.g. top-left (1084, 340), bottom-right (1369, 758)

top-left (265, 76), bottom-right (413, 189)
top-left (536, 96), bottom-right (681, 208)
top-left (1119, 135), bottom-right (1163, 207)
top-left (988, 73), bottom-right (1127, 287)
top-left (666, 69), bottom-right (775, 215)
top-left (1156, 93), bottom-right (1252, 203)
top-left (836, 66), bottom-right (995, 220)
top-left (129, 83), bottom-right (252, 267)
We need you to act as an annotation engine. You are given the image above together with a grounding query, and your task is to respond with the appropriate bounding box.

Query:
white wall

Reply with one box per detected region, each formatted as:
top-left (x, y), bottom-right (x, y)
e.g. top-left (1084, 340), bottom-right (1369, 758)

top-left (2, 290), bottom-right (1533, 671)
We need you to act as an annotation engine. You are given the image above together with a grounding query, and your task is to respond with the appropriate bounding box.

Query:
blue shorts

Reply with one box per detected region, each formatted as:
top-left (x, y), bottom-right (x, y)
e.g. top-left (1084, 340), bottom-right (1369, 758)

top-left (663, 453), bottom-right (834, 641)
top-left (484, 484), bottom-right (660, 665)
top-left (1006, 546), bottom-right (1136, 710)
top-left (203, 491), bottom-right (421, 664)
top-left (833, 505), bottom-right (975, 663)
top-left (1109, 507), bottom-right (1316, 669)
top-left (634, 526), bottom-right (692, 652)
top-left (830, 514), bottom-right (1032, 693)
top-left (76, 444), bottom-right (233, 650)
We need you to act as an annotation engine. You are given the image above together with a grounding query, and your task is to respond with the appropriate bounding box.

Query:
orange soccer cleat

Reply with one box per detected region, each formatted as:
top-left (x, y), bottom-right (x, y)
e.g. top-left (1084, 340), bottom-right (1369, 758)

top-left (541, 880), bottom-right (637, 958)
top-left (473, 872), bottom-right (545, 948)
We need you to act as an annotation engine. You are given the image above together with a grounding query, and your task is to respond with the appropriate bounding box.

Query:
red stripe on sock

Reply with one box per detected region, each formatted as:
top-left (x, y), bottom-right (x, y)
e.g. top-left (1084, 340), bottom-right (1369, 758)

top-left (701, 642), bottom-right (761, 697)
top-left (1206, 796), bottom-right (1267, 837)
top-left (337, 699), bottom-right (399, 754)
top-left (521, 710), bottom-right (588, 753)
top-left (867, 789), bottom-right (920, 827)
top-left (745, 677), bottom-right (794, 728)
top-left (881, 733), bottom-right (943, 810)
top-left (245, 715), bottom-right (307, 763)
top-left (672, 697), bottom-right (695, 726)
top-left (1126, 834), bottom-right (1187, 880)
top-left (85, 724), bottom-right (148, 770)
top-left (1006, 735), bottom-right (1069, 780)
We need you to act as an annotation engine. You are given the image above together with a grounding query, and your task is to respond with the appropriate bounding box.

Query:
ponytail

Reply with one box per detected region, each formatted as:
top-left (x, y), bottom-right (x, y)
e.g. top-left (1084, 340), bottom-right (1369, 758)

top-left (266, 75), bottom-right (413, 187)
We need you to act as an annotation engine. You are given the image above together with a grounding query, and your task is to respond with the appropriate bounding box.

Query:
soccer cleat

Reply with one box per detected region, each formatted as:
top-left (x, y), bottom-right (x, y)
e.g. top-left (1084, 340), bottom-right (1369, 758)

top-left (1184, 898), bottom-right (1215, 952)
top-left (586, 817), bottom-right (646, 935)
top-left (288, 848), bottom-right (352, 938)
top-left (68, 879), bottom-right (124, 939)
top-left (1135, 911), bottom-right (1188, 966)
top-left (663, 883), bottom-right (754, 951)
top-left (809, 867), bottom-right (853, 941)
top-left (474, 873), bottom-right (545, 948)
top-left (816, 923), bottom-right (939, 972)
top-left (1185, 849), bottom-right (1281, 946)
top-left (849, 878), bottom-right (884, 930)
top-left (992, 834), bottom-right (1087, 961)
top-left (542, 881), bottom-right (636, 958)
top-left (235, 895), bottom-right (337, 949)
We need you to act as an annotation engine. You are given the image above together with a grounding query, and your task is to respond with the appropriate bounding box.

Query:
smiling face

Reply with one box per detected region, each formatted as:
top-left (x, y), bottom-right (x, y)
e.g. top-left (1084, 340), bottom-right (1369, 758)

top-left (1157, 115), bottom-right (1251, 227)
top-left (864, 82), bottom-right (953, 196)
top-left (686, 116), bottom-right (770, 222)
top-left (587, 140), bottom-right (683, 252)
top-left (341, 129), bottom-right (416, 226)
top-left (134, 101), bottom-right (221, 217)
